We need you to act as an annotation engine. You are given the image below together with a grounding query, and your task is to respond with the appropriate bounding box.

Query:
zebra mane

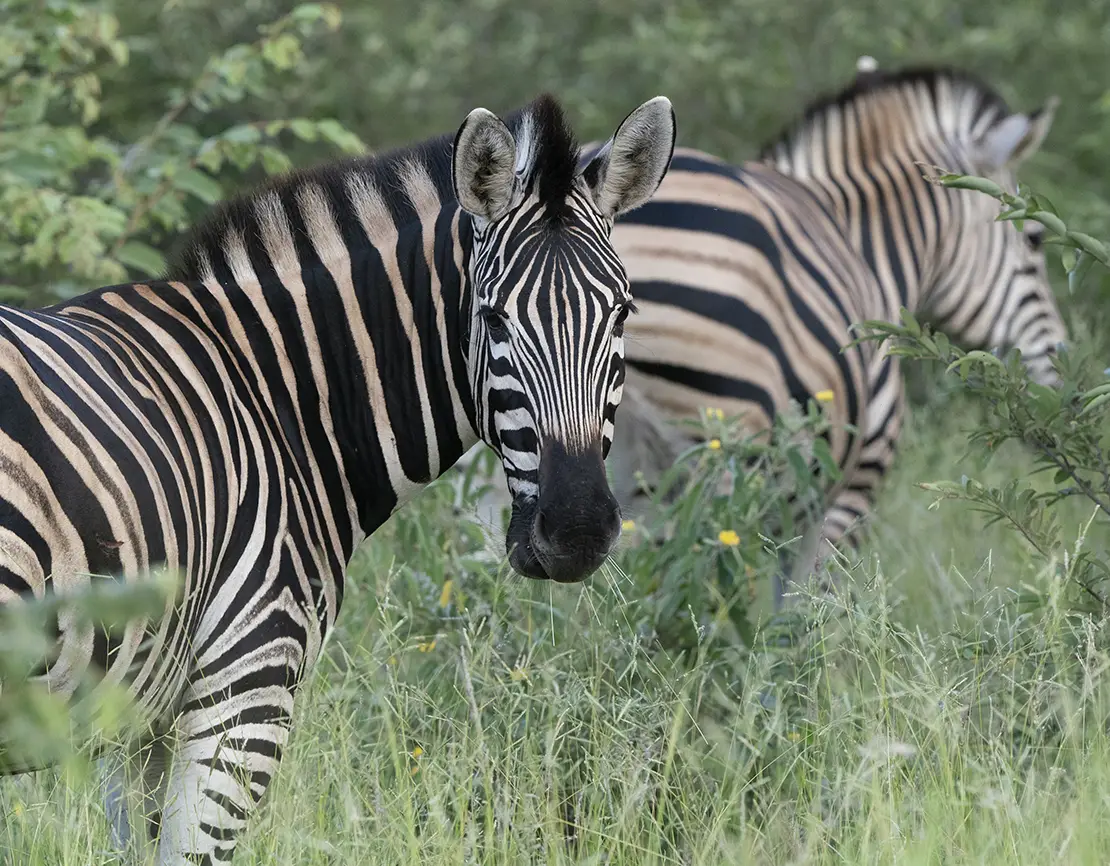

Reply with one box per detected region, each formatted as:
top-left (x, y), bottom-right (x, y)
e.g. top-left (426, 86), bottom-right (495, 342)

top-left (758, 65), bottom-right (1013, 160)
top-left (165, 93), bottom-right (581, 282)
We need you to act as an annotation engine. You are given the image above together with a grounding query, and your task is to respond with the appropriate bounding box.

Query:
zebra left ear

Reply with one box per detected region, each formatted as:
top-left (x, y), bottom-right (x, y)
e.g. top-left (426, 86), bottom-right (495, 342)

top-left (453, 107), bottom-right (519, 223)
top-left (582, 96), bottom-right (676, 219)
top-left (976, 96), bottom-right (1059, 171)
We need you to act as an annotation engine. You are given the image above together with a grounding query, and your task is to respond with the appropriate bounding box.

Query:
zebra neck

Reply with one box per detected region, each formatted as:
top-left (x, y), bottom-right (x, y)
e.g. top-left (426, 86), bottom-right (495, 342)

top-left (321, 205), bottom-right (481, 541)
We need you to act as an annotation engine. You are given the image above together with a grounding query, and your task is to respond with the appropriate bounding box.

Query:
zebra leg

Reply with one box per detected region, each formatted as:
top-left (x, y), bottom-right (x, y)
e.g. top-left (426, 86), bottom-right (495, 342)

top-left (100, 736), bottom-right (174, 859)
top-left (100, 751), bottom-right (133, 853)
top-left (153, 671), bottom-right (298, 864)
top-left (775, 357), bottom-right (904, 609)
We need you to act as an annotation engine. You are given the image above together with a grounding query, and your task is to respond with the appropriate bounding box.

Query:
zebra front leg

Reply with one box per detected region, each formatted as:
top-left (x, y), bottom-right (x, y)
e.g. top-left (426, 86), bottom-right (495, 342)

top-left (100, 750), bottom-right (133, 854)
top-left (100, 736), bottom-right (172, 859)
top-left (154, 672), bottom-right (297, 865)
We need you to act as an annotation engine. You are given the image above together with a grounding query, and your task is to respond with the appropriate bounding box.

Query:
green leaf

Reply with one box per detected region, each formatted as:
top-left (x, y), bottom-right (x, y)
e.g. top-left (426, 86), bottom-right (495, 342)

top-left (317, 118), bottom-right (366, 154)
top-left (173, 168), bottom-right (222, 205)
top-left (221, 125), bottom-right (262, 145)
top-left (260, 146), bottom-right (293, 175)
top-left (811, 437), bottom-right (841, 482)
top-left (115, 241), bottom-right (166, 278)
top-left (1080, 391), bottom-right (1110, 416)
top-left (785, 446), bottom-right (810, 484)
top-left (289, 118), bottom-right (319, 142)
top-left (1066, 231), bottom-right (1110, 265)
top-left (939, 174), bottom-right (1005, 198)
top-left (898, 308), bottom-right (922, 337)
top-left (1068, 250), bottom-right (1096, 294)
top-left (1030, 210), bottom-right (1067, 237)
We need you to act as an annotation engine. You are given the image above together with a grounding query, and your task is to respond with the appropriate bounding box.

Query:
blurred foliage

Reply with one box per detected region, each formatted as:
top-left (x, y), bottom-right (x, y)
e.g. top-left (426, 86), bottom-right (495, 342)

top-left (5, 0), bottom-right (1109, 309)
top-left (855, 171), bottom-right (1110, 615)
top-left (0, 0), bottom-right (364, 306)
top-left (0, 570), bottom-right (177, 773)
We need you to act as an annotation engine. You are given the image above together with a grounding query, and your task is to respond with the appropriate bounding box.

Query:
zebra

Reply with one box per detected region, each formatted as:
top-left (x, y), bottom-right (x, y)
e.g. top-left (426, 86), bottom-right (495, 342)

top-left (0, 93), bottom-right (676, 863)
top-left (457, 64), bottom-right (1067, 605)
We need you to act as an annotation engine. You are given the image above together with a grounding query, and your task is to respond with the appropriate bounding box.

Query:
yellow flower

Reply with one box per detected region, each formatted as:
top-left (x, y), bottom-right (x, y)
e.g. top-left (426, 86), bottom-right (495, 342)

top-left (388, 655), bottom-right (398, 666)
top-left (707, 438), bottom-right (721, 450)
top-left (718, 529), bottom-right (740, 547)
top-left (417, 639), bottom-right (437, 653)
top-left (706, 407), bottom-right (725, 421)
top-left (621, 519), bottom-right (636, 532)
top-left (438, 579), bottom-right (453, 609)
top-left (411, 745), bottom-right (424, 758)
top-left (787, 730), bottom-right (802, 743)
top-left (814, 389), bottom-right (835, 404)
top-left (510, 666), bottom-right (528, 682)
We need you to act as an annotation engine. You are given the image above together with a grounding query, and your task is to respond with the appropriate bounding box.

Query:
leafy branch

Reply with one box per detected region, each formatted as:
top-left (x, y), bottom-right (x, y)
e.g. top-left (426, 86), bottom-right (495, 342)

top-left (851, 168), bottom-right (1110, 610)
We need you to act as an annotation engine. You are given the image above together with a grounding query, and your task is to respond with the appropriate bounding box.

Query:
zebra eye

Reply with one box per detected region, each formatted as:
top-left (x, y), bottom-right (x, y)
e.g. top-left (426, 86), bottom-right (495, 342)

top-left (613, 302), bottom-right (635, 336)
top-left (481, 306), bottom-right (509, 338)
top-left (1027, 229), bottom-right (1045, 252)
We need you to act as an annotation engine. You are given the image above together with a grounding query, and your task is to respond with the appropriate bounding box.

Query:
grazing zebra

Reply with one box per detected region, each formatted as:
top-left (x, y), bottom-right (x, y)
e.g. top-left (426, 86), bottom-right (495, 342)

top-left (458, 64), bottom-right (1067, 605)
top-left (0, 93), bottom-right (676, 863)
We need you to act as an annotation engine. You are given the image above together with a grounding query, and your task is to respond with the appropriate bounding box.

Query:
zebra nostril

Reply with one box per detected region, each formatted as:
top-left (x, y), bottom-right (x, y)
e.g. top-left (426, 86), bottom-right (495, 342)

top-left (533, 510), bottom-right (551, 547)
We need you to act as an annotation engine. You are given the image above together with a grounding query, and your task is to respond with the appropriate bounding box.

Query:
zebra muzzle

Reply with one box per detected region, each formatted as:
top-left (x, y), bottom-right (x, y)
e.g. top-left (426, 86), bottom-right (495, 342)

top-left (505, 439), bottom-right (621, 583)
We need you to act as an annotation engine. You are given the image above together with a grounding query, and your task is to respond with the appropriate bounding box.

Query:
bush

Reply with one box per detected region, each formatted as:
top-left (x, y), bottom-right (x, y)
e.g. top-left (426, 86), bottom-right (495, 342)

top-left (0, 0), bottom-right (363, 307)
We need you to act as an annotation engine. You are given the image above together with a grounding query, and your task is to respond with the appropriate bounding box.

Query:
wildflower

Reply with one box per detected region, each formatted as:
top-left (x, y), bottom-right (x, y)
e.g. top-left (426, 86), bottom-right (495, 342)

top-left (438, 579), bottom-right (453, 609)
top-left (417, 639), bottom-right (437, 653)
top-left (510, 666), bottom-right (528, 682)
top-left (706, 407), bottom-right (725, 421)
top-left (787, 730), bottom-right (802, 743)
top-left (388, 655), bottom-right (398, 666)
top-left (717, 529), bottom-right (740, 547)
top-left (707, 438), bottom-right (721, 450)
top-left (411, 745), bottom-right (424, 758)
top-left (621, 519), bottom-right (636, 532)
top-left (814, 389), bottom-right (834, 404)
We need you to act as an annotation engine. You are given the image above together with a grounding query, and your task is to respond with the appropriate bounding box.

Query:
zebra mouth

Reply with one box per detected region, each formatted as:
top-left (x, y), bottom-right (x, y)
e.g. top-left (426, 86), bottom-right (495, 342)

top-left (505, 495), bottom-right (619, 584)
top-left (506, 498), bottom-right (551, 580)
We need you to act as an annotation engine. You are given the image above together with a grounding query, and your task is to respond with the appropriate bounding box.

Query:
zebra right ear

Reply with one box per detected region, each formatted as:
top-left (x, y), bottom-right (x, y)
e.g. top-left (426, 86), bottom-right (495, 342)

top-left (453, 108), bottom-right (519, 223)
top-left (975, 96), bottom-right (1059, 171)
top-left (582, 96), bottom-right (676, 219)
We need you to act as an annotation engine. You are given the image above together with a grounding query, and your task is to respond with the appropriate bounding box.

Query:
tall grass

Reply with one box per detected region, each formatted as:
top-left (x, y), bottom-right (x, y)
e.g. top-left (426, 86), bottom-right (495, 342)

top-left (3, 399), bottom-right (1110, 865)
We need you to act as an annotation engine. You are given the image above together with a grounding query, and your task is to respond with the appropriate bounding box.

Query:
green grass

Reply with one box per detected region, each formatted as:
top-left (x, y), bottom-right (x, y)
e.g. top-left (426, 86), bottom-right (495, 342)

top-left (4, 398), bottom-right (1110, 865)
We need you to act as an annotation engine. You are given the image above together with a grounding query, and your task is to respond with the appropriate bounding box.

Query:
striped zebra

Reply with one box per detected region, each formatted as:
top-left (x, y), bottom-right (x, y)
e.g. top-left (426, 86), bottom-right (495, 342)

top-left (0, 93), bottom-right (676, 863)
top-left (459, 64), bottom-right (1067, 604)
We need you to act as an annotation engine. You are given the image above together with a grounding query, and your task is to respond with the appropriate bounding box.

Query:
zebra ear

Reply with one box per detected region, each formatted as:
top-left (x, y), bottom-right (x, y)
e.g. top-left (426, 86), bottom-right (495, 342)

top-left (453, 108), bottom-right (518, 223)
top-left (582, 96), bottom-right (676, 219)
top-left (976, 96), bottom-right (1058, 171)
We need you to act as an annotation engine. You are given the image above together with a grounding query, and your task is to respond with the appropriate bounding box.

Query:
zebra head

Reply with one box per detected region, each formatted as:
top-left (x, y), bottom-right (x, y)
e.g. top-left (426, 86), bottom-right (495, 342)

top-left (926, 86), bottom-right (1066, 386)
top-left (452, 95), bottom-right (676, 583)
